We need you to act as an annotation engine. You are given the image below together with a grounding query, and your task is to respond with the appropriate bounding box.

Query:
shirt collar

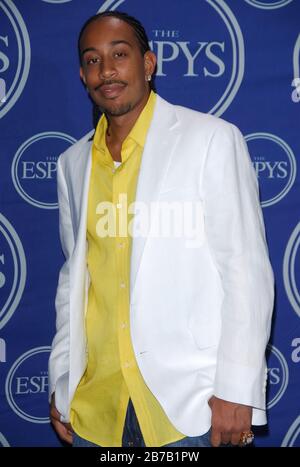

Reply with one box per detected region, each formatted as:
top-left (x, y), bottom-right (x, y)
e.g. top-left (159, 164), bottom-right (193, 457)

top-left (93, 91), bottom-right (156, 153)
top-left (126, 90), bottom-right (156, 148)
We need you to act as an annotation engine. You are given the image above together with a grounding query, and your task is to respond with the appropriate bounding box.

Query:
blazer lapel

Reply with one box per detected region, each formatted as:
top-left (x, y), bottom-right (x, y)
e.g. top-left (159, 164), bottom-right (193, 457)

top-left (68, 141), bottom-right (92, 393)
top-left (67, 141), bottom-right (92, 238)
top-left (69, 142), bottom-right (92, 318)
top-left (130, 95), bottom-right (181, 297)
top-left (74, 147), bottom-right (92, 248)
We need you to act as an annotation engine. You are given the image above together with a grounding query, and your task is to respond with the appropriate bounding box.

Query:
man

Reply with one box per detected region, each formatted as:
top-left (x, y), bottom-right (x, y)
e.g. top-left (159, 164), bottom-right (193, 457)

top-left (49, 11), bottom-right (274, 448)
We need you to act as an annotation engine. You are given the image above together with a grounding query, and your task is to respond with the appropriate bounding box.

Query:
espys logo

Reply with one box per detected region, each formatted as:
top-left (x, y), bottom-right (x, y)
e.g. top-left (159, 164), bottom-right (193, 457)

top-left (11, 132), bottom-right (76, 209)
top-left (266, 344), bottom-right (289, 409)
top-left (244, 0), bottom-right (293, 9)
top-left (98, 0), bottom-right (245, 117)
top-left (0, 0), bottom-right (31, 118)
top-left (282, 415), bottom-right (300, 447)
top-left (0, 214), bottom-right (26, 330)
top-left (283, 223), bottom-right (300, 318)
top-left (5, 346), bottom-right (51, 423)
top-left (0, 432), bottom-right (10, 447)
top-left (246, 132), bottom-right (296, 208)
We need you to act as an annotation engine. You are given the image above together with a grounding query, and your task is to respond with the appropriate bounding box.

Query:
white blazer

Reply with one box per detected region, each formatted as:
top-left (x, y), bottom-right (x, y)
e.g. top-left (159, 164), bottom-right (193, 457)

top-left (48, 94), bottom-right (274, 436)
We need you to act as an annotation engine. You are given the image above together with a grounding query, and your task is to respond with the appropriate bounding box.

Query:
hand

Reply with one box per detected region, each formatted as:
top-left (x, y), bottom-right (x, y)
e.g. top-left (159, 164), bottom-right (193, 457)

top-left (50, 393), bottom-right (73, 444)
top-left (208, 396), bottom-right (252, 447)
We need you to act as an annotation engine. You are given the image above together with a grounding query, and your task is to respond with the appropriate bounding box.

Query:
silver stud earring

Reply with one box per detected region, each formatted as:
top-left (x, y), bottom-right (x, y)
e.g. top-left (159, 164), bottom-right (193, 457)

top-left (146, 75), bottom-right (151, 82)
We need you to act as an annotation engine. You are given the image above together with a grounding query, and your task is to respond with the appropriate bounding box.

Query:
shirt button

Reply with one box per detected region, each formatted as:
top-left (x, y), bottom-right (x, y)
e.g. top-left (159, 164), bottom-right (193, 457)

top-left (121, 322), bottom-right (126, 329)
top-left (124, 361), bottom-right (130, 368)
top-left (120, 281), bottom-right (126, 288)
top-left (112, 168), bottom-right (116, 173)
top-left (118, 242), bottom-right (125, 248)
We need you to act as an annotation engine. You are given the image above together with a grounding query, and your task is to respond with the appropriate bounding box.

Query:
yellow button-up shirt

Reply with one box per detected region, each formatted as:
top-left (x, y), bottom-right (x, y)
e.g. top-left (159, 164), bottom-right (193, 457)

top-left (70, 92), bottom-right (185, 447)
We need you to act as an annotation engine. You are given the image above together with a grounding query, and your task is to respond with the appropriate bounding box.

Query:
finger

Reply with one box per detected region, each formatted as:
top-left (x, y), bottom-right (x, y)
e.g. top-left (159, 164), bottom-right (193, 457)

top-left (64, 422), bottom-right (74, 432)
top-left (208, 396), bottom-right (215, 408)
top-left (52, 419), bottom-right (73, 444)
top-left (210, 428), bottom-right (222, 447)
top-left (50, 406), bottom-right (73, 433)
top-left (220, 432), bottom-right (231, 445)
top-left (50, 404), bottom-right (61, 422)
top-left (230, 432), bottom-right (241, 446)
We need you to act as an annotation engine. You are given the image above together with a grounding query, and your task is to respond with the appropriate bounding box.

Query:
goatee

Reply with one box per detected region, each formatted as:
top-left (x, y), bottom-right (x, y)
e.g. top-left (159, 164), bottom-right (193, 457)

top-left (99, 103), bottom-right (133, 117)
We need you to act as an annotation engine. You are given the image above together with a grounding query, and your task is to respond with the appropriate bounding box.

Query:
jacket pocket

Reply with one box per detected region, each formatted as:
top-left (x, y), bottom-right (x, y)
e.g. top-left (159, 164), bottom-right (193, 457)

top-left (188, 314), bottom-right (220, 350)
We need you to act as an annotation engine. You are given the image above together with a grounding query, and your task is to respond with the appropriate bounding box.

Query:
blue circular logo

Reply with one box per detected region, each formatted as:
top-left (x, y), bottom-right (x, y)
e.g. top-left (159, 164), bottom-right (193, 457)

top-left (246, 132), bottom-right (296, 208)
top-left (244, 0), bottom-right (293, 9)
top-left (283, 223), bottom-right (300, 318)
top-left (293, 33), bottom-right (300, 81)
top-left (11, 132), bottom-right (76, 209)
top-left (41, 0), bottom-right (72, 3)
top-left (0, 432), bottom-right (10, 447)
top-left (0, 214), bottom-right (26, 330)
top-left (98, 0), bottom-right (245, 117)
top-left (266, 344), bottom-right (289, 409)
top-left (5, 347), bottom-right (51, 423)
top-left (282, 414), bottom-right (300, 447)
top-left (0, 0), bottom-right (31, 118)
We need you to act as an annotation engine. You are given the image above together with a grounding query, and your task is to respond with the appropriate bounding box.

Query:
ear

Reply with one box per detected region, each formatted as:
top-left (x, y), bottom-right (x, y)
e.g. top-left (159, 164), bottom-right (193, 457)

top-left (144, 51), bottom-right (157, 77)
top-left (80, 67), bottom-right (86, 85)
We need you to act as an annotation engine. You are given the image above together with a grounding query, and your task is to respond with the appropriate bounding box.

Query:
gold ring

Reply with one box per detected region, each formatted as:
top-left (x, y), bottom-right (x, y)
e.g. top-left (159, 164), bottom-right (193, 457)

top-left (239, 430), bottom-right (254, 446)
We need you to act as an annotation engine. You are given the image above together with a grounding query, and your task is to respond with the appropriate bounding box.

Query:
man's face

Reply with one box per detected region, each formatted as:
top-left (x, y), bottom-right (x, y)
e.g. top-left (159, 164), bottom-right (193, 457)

top-left (79, 17), bottom-right (156, 117)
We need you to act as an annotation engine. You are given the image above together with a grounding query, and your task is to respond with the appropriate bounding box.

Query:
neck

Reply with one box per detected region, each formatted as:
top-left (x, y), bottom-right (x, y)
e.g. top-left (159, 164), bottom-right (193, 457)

top-left (106, 91), bottom-right (151, 145)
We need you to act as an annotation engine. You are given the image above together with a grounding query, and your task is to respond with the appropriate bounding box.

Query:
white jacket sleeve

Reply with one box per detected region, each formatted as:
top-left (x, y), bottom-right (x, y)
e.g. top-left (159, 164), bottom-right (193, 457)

top-left (48, 156), bottom-right (75, 401)
top-left (201, 122), bottom-right (274, 410)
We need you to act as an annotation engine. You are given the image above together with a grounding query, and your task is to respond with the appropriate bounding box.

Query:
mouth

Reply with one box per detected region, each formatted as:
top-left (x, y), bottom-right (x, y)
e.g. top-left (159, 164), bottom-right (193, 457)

top-left (98, 82), bottom-right (127, 99)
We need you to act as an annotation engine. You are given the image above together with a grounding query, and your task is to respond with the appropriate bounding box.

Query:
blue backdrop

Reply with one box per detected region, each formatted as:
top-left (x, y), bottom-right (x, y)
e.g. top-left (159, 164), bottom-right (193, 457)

top-left (0, 0), bottom-right (299, 447)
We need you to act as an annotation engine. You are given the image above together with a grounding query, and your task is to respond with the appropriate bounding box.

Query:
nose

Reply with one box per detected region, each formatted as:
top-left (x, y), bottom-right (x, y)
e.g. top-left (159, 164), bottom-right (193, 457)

top-left (99, 56), bottom-right (117, 80)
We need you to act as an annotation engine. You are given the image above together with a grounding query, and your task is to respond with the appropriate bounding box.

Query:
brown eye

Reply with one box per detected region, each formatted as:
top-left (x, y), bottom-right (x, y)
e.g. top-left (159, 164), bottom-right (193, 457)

top-left (86, 57), bottom-right (100, 65)
top-left (114, 52), bottom-right (126, 58)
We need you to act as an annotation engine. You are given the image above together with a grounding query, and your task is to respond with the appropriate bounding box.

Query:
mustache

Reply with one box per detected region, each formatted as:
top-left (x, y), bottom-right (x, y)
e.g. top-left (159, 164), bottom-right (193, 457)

top-left (95, 80), bottom-right (128, 91)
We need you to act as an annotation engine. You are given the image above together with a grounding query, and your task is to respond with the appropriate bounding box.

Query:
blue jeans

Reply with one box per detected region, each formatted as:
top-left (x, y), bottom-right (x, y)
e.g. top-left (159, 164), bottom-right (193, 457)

top-left (72, 398), bottom-right (211, 447)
